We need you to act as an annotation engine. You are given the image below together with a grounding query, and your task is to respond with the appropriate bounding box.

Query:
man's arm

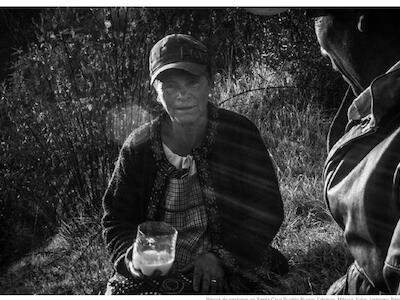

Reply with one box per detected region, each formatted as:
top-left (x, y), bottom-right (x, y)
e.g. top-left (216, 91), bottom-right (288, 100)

top-left (383, 163), bottom-right (400, 293)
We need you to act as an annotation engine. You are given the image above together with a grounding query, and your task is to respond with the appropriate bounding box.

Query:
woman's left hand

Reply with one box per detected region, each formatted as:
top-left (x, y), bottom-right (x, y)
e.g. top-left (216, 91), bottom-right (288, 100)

top-left (180, 252), bottom-right (226, 294)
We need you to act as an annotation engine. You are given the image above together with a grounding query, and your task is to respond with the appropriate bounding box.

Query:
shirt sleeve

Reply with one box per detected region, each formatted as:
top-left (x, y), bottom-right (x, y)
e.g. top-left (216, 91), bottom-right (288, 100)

top-left (236, 117), bottom-right (284, 250)
top-left (383, 163), bottom-right (400, 294)
top-left (215, 114), bottom-right (285, 278)
top-left (101, 140), bottom-right (143, 278)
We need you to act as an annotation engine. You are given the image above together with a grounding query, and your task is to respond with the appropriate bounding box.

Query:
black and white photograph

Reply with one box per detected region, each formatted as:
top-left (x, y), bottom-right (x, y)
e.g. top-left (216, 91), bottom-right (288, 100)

top-left (1, 6), bottom-right (400, 295)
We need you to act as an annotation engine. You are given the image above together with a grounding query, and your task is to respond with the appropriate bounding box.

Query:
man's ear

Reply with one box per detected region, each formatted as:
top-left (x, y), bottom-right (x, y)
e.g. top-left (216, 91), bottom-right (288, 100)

top-left (357, 14), bottom-right (367, 33)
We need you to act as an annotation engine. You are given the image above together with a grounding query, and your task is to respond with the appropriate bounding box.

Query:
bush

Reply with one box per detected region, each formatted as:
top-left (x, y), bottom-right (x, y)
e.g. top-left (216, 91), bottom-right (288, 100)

top-left (1, 8), bottom-right (350, 293)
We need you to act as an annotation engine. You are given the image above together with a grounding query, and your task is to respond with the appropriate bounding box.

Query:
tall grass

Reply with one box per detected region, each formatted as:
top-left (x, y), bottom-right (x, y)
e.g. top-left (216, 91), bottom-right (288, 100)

top-left (0, 7), bottom-right (351, 295)
top-left (0, 62), bottom-right (351, 294)
top-left (0, 8), bottom-right (157, 268)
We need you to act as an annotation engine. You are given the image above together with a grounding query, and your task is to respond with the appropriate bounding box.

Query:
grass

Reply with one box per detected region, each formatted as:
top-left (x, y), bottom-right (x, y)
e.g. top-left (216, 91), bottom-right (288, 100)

top-left (0, 63), bottom-right (352, 295)
top-left (1, 216), bottom-right (111, 294)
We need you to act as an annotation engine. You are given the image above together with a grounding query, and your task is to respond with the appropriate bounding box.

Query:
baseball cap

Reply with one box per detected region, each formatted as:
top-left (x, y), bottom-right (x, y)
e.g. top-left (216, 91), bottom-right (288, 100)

top-left (149, 34), bottom-right (209, 85)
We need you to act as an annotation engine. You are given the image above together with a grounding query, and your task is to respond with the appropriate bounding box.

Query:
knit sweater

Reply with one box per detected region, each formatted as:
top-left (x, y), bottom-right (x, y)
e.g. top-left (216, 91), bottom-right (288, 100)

top-left (102, 103), bottom-right (284, 278)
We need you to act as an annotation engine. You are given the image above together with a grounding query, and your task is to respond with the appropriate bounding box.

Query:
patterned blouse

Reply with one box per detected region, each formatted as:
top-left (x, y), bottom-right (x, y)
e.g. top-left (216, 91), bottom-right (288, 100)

top-left (161, 144), bottom-right (212, 269)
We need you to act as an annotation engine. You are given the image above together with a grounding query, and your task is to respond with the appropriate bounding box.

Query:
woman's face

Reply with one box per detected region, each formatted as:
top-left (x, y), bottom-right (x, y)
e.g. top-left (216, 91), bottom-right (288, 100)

top-left (154, 69), bottom-right (210, 126)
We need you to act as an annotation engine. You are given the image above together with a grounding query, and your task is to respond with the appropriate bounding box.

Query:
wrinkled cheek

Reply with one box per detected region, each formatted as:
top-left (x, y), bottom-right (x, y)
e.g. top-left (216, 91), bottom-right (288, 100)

top-left (316, 29), bottom-right (331, 54)
top-left (314, 19), bottom-right (326, 45)
top-left (159, 96), bottom-right (175, 113)
top-left (327, 54), bottom-right (340, 72)
top-left (314, 16), bottom-right (336, 52)
top-left (200, 94), bottom-right (210, 111)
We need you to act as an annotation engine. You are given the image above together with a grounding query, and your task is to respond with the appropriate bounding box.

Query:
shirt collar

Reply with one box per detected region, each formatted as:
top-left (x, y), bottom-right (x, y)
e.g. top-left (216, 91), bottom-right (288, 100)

top-left (388, 60), bottom-right (400, 73)
top-left (347, 60), bottom-right (400, 125)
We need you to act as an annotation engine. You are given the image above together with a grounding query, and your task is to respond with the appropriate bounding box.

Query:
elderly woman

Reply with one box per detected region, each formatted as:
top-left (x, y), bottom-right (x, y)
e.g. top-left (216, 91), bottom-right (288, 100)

top-left (102, 34), bottom-right (287, 295)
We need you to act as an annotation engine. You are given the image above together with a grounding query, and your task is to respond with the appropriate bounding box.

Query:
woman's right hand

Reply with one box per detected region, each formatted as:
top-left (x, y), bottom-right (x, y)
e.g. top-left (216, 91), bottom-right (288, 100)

top-left (128, 258), bottom-right (143, 277)
top-left (128, 257), bottom-right (162, 278)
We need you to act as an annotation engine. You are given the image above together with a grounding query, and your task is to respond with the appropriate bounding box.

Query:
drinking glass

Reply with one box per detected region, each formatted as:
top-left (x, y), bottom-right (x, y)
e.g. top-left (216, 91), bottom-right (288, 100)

top-left (132, 221), bottom-right (178, 276)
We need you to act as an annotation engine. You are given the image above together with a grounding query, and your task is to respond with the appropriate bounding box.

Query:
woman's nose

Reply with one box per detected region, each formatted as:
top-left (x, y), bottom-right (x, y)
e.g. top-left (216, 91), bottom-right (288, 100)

top-left (176, 88), bottom-right (187, 99)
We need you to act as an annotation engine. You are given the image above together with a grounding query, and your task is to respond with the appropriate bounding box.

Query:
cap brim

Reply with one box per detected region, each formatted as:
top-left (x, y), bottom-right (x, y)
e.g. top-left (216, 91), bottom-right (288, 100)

top-left (245, 8), bottom-right (289, 16)
top-left (150, 62), bottom-right (207, 84)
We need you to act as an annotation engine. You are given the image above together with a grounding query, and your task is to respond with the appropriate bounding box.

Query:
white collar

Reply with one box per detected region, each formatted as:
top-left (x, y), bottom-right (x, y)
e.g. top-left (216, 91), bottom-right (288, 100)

top-left (162, 143), bottom-right (196, 176)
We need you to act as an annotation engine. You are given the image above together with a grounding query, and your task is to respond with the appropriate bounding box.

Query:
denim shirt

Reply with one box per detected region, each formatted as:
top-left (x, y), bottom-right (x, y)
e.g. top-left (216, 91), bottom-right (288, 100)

top-left (324, 61), bottom-right (400, 293)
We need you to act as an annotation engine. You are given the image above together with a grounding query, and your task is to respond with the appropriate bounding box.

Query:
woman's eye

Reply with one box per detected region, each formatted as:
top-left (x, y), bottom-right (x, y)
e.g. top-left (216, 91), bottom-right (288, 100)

top-left (163, 83), bottom-right (176, 90)
top-left (188, 79), bottom-right (200, 86)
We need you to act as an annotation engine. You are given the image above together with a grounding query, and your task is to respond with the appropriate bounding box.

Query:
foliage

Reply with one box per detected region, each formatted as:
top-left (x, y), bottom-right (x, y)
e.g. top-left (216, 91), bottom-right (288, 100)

top-left (0, 7), bottom-right (350, 294)
top-left (1, 63), bottom-right (351, 294)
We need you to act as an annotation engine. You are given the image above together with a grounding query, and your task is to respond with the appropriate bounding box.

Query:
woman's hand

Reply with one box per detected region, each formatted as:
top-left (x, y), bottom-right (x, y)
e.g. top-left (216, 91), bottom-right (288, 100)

top-left (180, 252), bottom-right (228, 294)
top-left (128, 259), bottom-right (163, 278)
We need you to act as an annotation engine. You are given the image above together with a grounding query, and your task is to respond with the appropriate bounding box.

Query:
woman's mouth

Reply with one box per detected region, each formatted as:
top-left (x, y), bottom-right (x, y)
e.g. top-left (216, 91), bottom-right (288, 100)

top-left (176, 106), bottom-right (195, 110)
